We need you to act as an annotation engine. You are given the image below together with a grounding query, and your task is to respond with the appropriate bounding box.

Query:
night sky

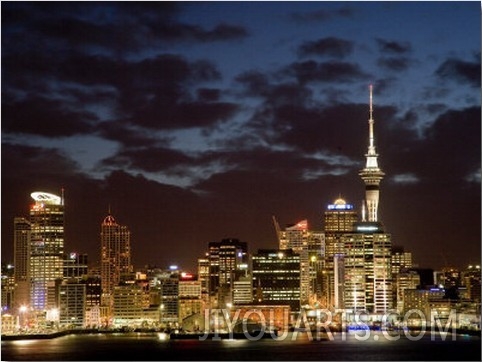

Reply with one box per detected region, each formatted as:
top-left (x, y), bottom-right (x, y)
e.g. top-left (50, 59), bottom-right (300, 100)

top-left (2, 2), bottom-right (480, 272)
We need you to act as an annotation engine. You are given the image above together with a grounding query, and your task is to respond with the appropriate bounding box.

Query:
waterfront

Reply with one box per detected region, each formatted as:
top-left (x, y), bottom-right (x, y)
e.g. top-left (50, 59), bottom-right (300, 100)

top-left (2, 332), bottom-right (480, 361)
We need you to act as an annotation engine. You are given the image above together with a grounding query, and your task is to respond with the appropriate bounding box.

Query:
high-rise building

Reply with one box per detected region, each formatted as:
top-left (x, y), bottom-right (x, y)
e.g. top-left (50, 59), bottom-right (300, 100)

top-left (207, 238), bottom-right (248, 305)
top-left (391, 246), bottom-right (413, 275)
top-left (1, 263), bottom-right (15, 311)
top-left (29, 191), bottom-right (65, 311)
top-left (252, 249), bottom-right (301, 311)
top-left (232, 276), bottom-right (253, 305)
top-left (323, 199), bottom-right (358, 309)
top-left (63, 252), bottom-right (88, 279)
top-left (342, 222), bottom-right (392, 313)
top-left (462, 265), bottom-right (481, 303)
top-left (178, 276), bottom-right (202, 324)
top-left (395, 270), bottom-right (420, 312)
top-left (277, 219), bottom-right (324, 306)
top-left (58, 280), bottom-right (86, 328)
top-left (14, 217), bottom-right (31, 308)
top-left (197, 256), bottom-right (210, 306)
top-left (100, 213), bottom-right (133, 305)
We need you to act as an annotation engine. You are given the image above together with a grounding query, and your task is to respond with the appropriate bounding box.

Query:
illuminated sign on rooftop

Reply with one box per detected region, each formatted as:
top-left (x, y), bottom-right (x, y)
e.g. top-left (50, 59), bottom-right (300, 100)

top-left (327, 204), bottom-right (354, 210)
top-left (31, 191), bottom-right (62, 205)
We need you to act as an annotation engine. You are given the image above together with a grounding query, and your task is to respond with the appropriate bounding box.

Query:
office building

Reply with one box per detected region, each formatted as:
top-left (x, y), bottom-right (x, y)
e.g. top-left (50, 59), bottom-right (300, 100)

top-left (13, 217), bottom-right (31, 308)
top-left (58, 280), bottom-right (86, 328)
top-left (342, 222), bottom-right (392, 313)
top-left (323, 199), bottom-right (358, 309)
top-left (1, 264), bottom-right (15, 311)
top-left (462, 265), bottom-right (481, 303)
top-left (149, 269), bottom-right (179, 326)
top-left (178, 277), bottom-right (202, 324)
top-left (29, 191), bottom-right (65, 311)
top-left (391, 246), bottom-right (413, 275)
top-left (395, 270), bottom-right (420, 312)
top-left (63, 252), bottom-right (88, 279)
top-left (197, 256), bottom-right (210, 306)
top-left (112, 280), bottom-right (154, 327)
top-left (207, 238), bottom-right (248, 305)
top-left (252, 249), bottom-right (301, 311)
top-left (233, 276), bottom-right (253, 305)
top-left (100, 212), bottom-right (133, 304)
top-left (277, 219), bottom-right (324, 306)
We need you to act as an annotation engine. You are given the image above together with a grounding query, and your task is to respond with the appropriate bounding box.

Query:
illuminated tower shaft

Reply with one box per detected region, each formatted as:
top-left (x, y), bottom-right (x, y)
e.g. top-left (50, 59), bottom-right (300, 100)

top-left (359, 85), bottom-right (385, 222)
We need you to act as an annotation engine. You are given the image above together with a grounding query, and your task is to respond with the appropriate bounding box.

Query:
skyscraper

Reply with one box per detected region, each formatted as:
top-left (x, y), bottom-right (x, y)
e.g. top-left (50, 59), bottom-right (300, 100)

top-left (252, 249), bottom-right (301, 311)
top-left (29, 191), bottom-right (64, 311)
top-left (207, 238), bottom-right (248, 306)
top-left (277, 220), bottom-right (324, 306)
top-left (323, 198), bottom-right (358, 309)
top-left (14, 217), bottom-right (31, 307)
top-left (342, 223), bottom-right (392, 313)
top-left (100, 213), bottom-right (132, 305)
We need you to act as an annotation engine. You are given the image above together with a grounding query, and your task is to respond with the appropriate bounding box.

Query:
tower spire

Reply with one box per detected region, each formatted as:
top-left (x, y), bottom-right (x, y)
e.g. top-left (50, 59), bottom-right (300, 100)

top-left (368, 84), bottom-right (375, 153)
top-left (359, 84), bottom-right (385, 222)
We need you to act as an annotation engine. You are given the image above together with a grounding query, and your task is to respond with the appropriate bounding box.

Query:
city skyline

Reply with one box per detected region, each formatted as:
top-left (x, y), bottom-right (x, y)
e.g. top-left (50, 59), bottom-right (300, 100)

top-left (2, 2), bottom-right (480, 272)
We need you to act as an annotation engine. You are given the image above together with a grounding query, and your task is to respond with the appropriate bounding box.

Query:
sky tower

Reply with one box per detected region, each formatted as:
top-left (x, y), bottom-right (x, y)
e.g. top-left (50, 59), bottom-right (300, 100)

top-left (359, 85), bottom-right (385, 222)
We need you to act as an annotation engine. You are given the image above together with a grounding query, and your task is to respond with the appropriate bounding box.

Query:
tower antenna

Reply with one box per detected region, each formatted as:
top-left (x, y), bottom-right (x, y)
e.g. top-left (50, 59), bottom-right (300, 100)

top-left (61, 187), bottom-right (65, 206)
top-left (369, 84), bottom-right (374, 121)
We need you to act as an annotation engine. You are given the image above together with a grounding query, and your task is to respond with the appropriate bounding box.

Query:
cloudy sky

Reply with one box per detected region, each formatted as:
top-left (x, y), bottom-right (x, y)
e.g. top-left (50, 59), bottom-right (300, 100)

top-left (2, 1), bottom-right (480, 272)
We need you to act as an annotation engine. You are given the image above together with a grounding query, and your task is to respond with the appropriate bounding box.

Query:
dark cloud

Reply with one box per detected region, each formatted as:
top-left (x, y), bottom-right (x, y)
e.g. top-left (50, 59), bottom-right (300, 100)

top-left (286, 60), bottom-right (369, 84)
top-left (376, 38), bottom-right (412, 54)
top-left (1, 143), bottom-right (81, 181)
top-left (290, 7), bottom-right (354, 23)
top-left (377, 56), bottom-right (413, 72)
top-left (235, 71), bottom-right (271, 97)
top-left (421, 107), bottom-right (481, 178)
top-left (3, 50), bottom-right (232, 132)
top-left (101, 147), bottom-right (194, 174)
top-left (378, 106), bottom-right (480, 189)
top-left (2, 96), bottom-right (96, 137)
top-left (381, 106), bottom-right (481, 268)
top-left (435, 58), bottom-right (481, 88)
top-left (129, 100), bottom-right (239, 130)
top-left (96, 121), bottom-right (160, 148)
top-left (298, 37), bottom-right (354, 58)
top-left (197, 88), bottom-right (221, 102)
top-left (2, 2), bottom-right (247, 57)
top-left (144, 21), bottom-right (248, 43)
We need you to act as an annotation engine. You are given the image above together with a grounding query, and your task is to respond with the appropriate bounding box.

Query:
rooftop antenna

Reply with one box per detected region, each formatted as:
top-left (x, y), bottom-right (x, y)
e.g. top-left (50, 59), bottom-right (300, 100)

top-left (61, 187), bottom-right (65, 206)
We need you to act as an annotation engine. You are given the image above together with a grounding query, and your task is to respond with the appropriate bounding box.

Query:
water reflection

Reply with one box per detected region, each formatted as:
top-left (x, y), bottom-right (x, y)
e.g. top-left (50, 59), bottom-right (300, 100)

top-left (2, 332), bottom-right (480, 361)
